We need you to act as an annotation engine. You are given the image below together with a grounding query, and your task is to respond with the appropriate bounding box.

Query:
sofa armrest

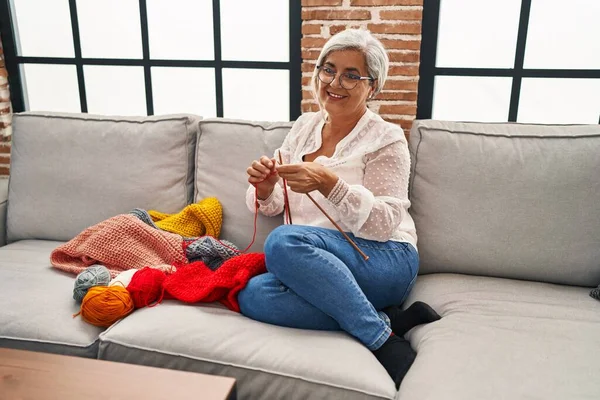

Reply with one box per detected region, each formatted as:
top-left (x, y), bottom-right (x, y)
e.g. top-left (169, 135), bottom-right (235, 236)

top-left (0, 178), bottom-right (7, 246)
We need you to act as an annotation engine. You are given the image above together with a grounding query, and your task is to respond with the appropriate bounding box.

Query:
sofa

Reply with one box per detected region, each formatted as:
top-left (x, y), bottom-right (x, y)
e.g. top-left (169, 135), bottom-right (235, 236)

top-left (0, 111), bottom-right (598, 400)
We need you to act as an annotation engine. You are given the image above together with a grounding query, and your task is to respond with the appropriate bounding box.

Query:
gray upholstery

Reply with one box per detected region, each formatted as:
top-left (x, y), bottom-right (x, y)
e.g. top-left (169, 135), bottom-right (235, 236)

top-left (0, 178), bottom-right (7, 246)
top-left (99, 301), bottom-right (396, 400)
top-left (400, 273), bottom-right (600, 400)
top-left (8, 112), bottom-right (200, 243)
top-left (195, 118), bottom-right (292, 252)
top-left (1, 112), bottom-right (598, 399)
top-left (0, 240), bottom-right (104, 358)
top-left (408, 120), bottom-right (600, 287)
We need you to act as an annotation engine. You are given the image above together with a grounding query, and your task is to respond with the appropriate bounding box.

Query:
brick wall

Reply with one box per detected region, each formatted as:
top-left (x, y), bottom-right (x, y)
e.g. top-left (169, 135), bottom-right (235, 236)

top-left (301, 0), bottom-right (423, 136)
top-left (0, 36), bottom-right (11, 177)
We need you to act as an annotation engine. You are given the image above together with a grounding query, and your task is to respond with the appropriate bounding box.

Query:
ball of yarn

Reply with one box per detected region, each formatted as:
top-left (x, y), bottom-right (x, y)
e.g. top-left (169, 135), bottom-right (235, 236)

top-left (73, 265), bottom-right (111, 303)
top-left (77, 286), bottom-right (134, 327)
top-left (109, 269), bottom-right (138, 288)
top-left (127, 267), bottom-right (166, 308)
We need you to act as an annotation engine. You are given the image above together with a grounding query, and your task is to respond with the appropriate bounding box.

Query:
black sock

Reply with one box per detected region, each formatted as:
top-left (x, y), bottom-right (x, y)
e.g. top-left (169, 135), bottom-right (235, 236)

top-left (372, 334), bottom-right (416, 389)
top-left (383, 301), bottom-right (441, 336)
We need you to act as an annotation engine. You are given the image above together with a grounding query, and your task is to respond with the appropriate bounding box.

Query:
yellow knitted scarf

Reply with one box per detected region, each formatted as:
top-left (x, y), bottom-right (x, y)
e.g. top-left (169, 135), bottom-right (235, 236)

top-left (148, 197), bottom-right (223, 238)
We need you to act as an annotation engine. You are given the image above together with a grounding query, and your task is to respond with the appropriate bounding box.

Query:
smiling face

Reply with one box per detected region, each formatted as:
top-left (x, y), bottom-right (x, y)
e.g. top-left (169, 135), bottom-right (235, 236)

top-left (317, 49), bottom-right (374, 120)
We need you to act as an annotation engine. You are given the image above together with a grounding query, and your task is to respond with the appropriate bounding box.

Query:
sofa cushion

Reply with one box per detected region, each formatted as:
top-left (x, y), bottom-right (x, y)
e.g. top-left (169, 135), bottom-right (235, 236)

top-left (0, 240), bottom-right (103, 358)
top-left (0, 177), bottom-right (7, 246)
top-left (99, 301), bottom-right (396, 400)
top-left (8, 112), bottom-right (200, 243)
top-left (408, 120), bottom-right (600, 286)
top-left (399, 273), bottom-right (600, 400)
top-left (195, 118), bottom-right (292, 252)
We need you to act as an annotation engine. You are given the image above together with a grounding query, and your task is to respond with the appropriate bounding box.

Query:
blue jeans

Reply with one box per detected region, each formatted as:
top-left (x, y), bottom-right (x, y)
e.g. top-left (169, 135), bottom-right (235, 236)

top-left (238, 225), bottom-right (419, 350)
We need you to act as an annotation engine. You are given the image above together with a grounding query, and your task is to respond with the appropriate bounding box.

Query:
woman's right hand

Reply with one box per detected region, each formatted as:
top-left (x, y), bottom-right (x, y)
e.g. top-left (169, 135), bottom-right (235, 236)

top-left (247, 156), bottom-right (279, 199)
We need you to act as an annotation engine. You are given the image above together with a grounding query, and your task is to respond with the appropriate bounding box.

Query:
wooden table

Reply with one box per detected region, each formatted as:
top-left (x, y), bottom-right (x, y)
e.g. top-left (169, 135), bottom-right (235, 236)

top-left (0, 348), bottom-right (236, 400)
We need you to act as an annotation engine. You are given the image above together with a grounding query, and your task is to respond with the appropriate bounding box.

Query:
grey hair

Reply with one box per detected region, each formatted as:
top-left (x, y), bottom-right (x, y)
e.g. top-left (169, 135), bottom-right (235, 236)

top-left (311, 29), bottom-right (389, 108)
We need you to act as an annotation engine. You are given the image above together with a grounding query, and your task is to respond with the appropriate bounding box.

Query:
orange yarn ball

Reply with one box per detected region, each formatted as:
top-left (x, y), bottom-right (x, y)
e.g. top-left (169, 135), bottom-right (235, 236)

top-left (76, 286), bottom-right (134, 327)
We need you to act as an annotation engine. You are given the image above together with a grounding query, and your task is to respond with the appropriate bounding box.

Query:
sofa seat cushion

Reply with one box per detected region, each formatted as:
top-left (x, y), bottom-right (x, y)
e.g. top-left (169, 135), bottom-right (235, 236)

top-left (399, 274), bottom-right (600, 400)
top-left (99, 301), bottom-right (396, 400)
top-left (0, 240), bottom-right (104, 358)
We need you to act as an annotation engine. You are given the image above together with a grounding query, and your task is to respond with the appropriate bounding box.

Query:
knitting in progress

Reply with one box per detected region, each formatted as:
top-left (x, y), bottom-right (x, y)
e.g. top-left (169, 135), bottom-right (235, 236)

top-left (57, 197), bottom-right (269, 326)
top-left (164, 253), bottom-right (266, 312)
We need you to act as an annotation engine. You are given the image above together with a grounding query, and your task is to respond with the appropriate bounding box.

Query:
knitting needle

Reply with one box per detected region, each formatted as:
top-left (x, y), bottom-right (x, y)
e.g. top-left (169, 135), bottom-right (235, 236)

top-left (305, 193), bottom-right (369, 261)
top-left (277, 152), bottom-right (369, 261)
top-left (278, 151), bottom-right (293, 224)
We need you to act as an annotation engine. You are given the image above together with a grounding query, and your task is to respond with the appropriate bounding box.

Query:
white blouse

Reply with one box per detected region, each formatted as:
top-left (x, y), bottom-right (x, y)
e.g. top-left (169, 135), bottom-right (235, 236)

top-left (245, 108), bottom-right (418, 249)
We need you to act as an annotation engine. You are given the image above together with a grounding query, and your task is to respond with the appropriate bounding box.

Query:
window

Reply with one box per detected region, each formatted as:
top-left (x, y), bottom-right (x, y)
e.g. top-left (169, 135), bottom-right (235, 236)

top-left (417, 0), bottom-right (600, 124)
top-left (0, 0), bottom-right (301, 121)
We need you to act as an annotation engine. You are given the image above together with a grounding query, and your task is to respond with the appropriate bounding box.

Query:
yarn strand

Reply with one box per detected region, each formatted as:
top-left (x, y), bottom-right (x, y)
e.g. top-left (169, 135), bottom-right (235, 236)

top-left (242, 159), bottom-right (287, 253)
top-left (278, 150), bottom-right (293, 225)
top-left (241, 190), bottom-right (260, 253)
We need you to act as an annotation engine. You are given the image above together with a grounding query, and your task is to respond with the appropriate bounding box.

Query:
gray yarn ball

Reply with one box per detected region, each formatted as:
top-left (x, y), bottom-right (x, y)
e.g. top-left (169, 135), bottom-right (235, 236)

top-left (73, 265), bottom-right (111, 303)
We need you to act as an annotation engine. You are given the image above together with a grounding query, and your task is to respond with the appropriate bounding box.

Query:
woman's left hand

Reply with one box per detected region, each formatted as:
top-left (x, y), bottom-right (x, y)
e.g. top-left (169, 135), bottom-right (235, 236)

top-left (276, 162), bottom-right (338, 197)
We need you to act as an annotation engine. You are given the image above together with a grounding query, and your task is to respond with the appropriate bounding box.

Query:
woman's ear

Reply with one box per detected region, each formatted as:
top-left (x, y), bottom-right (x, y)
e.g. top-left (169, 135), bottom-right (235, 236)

top-left (369, 88), bottom-right (376, 100)
top-left (369, 79), bottom-right (378, 99)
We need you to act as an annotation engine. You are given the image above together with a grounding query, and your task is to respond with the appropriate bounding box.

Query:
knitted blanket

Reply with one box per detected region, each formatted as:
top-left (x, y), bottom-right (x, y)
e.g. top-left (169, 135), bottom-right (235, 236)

top-left (50, 214), bottom-right (187, 278)
top-left (147, 197), bottom-right (223, 238)
top-left (130, 197), bottom-right (222, 239)
top-left (164, 253), bottom-right (266, 312)
top-left (132, 209), bottom-right (239, 269)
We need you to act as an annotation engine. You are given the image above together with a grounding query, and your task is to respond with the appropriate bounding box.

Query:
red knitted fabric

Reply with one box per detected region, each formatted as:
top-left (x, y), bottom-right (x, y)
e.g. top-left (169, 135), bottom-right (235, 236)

top-left (50, 214), bottom-right (186, 278)
top-left (163, 253), bottom-right (266, 312)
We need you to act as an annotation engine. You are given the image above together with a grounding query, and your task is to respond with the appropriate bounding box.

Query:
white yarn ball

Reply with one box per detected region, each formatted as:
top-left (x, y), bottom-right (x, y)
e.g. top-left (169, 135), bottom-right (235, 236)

top-left (109, 269), bottom-right (138, 288)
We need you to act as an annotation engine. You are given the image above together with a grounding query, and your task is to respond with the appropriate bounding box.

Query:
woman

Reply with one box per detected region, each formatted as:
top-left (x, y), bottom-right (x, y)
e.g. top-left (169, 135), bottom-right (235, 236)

top-left (239, 29), bottom-right (440, 388)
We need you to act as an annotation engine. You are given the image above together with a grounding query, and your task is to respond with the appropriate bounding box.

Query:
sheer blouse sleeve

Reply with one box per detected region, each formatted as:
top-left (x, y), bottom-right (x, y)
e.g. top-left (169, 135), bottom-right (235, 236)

top-left (326, 140), bottom-right (411, 241)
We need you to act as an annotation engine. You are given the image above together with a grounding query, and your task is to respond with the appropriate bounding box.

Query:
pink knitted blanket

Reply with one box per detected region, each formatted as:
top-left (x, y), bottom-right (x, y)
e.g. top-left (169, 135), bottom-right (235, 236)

top-left (50, 214), bottom-right (187, 278)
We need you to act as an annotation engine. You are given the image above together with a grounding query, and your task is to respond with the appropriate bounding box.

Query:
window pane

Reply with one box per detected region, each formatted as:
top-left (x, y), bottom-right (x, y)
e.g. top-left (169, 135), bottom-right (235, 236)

top-left (21, 64), bottom-right (80, 112)
top-left (436, 0), bottom-right (521, 68)
top-left (524, 0), bottom-right (600, 69)
top-left (84, 66), bottom-right (146, 115)
top-left (221, 0), bottom-right (288, 62)
top-left (77, 0), bottom-right (142, 59)
top-left (222, 69), bottom-right (289, 121)
top-left (11, 0), bottom-right (74, 57)
top-left (147, 0), bottom-right (214, 60)
top-left (432, 76), bottom-right (512, 122)
top-left (517, 78), bottom-right (600, 124)
top-left (151, 67), bottom-right (216, 116)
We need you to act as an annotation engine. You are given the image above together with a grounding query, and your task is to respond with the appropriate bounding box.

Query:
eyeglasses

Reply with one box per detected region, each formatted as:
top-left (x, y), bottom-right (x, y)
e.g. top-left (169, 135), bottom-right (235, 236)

top-left (317, 65), bottom-right (374, 90)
